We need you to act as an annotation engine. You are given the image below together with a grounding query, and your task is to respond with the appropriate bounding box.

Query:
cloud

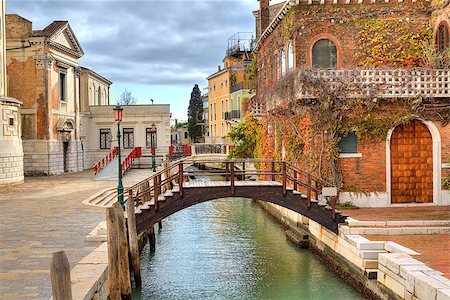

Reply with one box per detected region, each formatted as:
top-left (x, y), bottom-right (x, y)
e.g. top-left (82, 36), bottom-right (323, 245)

top-left (7, 0), bottom-right (259, 86)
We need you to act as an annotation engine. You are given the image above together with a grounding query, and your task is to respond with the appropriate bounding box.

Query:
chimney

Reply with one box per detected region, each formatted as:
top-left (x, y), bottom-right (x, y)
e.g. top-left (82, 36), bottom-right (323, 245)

top-left (258, 0), bottom-right (270, 37)
top-left (218, 65), bottom-right (221, 72)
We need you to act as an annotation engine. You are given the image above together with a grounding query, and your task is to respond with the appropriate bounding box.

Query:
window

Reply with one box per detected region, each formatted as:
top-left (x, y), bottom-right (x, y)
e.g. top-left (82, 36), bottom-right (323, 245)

top-left (312, 39), bottom-right (337, 68)
top-left (59, 70), bottom-right (67, 102)
top-left (98, 86), bottom-right (102, 105)
top-left (100, 128), bottom-right (111, 149)
top-left (184, 131), bottom-right (188, 139)
top-left (338, 132), bottom-right (357, 153)
top-left (213, 85), bottom-right (216, 92)
top-left (437, 23), bottom-right (449, 52)
top-left (214, 103), bottom-right (216, 120)
top-left (9, 117), bottom-right (14, 126)
top-left (225, 80), bottom-right (228, 87)
top-left (146, 128), bottom-right (157, 148)
top-left (288, 40), bottom-right (294, 71)
top-left (123, 128), bottom-right (134, 149)
top-left (280, 48), bottom-right (286, 77)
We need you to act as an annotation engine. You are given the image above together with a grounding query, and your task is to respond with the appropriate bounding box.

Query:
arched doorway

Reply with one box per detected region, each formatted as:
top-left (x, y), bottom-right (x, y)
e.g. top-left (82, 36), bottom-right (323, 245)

top-left (390, 120), bottom-right (433, 203)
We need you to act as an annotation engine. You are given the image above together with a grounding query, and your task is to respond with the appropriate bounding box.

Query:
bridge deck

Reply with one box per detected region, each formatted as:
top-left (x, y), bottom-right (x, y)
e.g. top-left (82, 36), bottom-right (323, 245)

top-left (184, 180), bottom-right (282, 188)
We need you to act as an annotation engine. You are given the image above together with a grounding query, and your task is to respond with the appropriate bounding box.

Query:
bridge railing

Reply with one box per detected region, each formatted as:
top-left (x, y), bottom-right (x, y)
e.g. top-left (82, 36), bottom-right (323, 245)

top-left (119, 158), bottom-right (339, 220)
top-left (93, 147), bottom-right (118, 175)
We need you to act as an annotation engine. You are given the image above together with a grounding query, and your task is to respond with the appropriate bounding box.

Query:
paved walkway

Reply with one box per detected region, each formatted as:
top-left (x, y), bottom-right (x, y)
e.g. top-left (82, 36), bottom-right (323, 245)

top-left (341, 206), bottom-right (450, 279)
top-left (0, 168), bottom-right (152, 299)
top-left (341, 205), bottom-right (450, 221)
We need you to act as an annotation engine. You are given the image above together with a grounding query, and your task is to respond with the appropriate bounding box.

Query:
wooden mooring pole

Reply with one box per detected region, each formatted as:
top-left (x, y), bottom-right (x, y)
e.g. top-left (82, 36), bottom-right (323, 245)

top-left (50, 251), bottom-right (73, 300)
top-left (106, 206), bottom-right (120, 299)
top-left (113, 203), bottom-right (132, 299)
top-left (126, 190), bottom-right (142, 289)
top-left (149, 226), bottom-right (156, 252)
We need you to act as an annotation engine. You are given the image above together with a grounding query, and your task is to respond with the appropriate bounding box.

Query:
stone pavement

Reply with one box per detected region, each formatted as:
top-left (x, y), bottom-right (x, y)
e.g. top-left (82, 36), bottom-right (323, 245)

top-left (341, 205), bottom-right (450, 221)
top-left (0, 168), bottom-right (153, 299)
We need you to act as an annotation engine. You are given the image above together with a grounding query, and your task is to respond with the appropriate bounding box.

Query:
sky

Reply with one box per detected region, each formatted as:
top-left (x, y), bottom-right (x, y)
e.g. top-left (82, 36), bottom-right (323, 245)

top-left (7, 0), bottom-right (286, 120)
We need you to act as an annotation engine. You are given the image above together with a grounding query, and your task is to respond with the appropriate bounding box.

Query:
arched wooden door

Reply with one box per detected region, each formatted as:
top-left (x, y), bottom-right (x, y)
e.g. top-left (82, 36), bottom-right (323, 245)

top-left (390, 120), bottom-right (433, 203)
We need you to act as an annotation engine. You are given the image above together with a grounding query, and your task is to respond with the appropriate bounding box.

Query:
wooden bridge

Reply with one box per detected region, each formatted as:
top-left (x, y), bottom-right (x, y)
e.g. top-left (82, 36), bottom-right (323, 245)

top-left (121, 158), bottom-right (348, 234)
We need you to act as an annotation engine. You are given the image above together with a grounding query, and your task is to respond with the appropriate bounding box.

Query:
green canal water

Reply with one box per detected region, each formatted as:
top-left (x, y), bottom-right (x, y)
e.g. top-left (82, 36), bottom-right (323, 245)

top-left (132, 198), bottom-right (364, 300)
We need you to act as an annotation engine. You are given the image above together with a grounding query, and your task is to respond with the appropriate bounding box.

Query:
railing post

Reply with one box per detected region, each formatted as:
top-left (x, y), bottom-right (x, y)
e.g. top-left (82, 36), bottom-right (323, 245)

top-left (331, 196), bottom-right (336, 221)
top-left (127, 189), bottom-right (142, 288)
top-left (307, 174), bottom-right (312, 208)
top-left (293, 170), bottom-right (297, 191)
top-left (225, 161), bottom-right (230, 181)
top-left (282, 161), bottom-right (287, 197)
top-left (230, 161), bottom-right (235, 196)
top-left (178, 162), bottom-right (184, 198)
top-left (242, 161), bottom-right (246, 181)
top-left (154, 176), bottom-right (159, 212)
top-left (271, 160), bottom-right (276, 181)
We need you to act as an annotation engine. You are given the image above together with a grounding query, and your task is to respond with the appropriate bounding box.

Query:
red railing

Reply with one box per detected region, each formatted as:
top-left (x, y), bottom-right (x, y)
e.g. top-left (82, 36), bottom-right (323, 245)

top-left (93, 147), bottom-right (118, 175)
top-left (121, 147), bottom-right (142, 174)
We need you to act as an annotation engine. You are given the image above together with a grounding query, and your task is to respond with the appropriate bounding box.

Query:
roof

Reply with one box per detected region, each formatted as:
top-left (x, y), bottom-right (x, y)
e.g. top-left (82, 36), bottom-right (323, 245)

top-left (80, 67), bottom-right (113, 85)
top-left (32, 21), bottom-right (68, 37)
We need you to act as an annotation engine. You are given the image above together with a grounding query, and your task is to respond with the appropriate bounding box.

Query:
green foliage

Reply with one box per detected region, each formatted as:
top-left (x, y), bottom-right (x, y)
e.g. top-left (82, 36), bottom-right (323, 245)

top-left (228, 117), bottom-right (264, 158)
top-left (187, 84), bottom-right (203, 142)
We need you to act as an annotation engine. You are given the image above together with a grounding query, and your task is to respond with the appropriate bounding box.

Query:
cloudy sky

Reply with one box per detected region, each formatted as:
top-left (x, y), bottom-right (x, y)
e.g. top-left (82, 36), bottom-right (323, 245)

top-left (7, 0), bottom-right (285, 120)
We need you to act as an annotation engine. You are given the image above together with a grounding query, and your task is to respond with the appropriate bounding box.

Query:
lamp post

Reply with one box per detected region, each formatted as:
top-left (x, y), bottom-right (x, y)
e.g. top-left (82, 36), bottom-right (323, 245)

top-left (113, 105), bottom-right (124, 209)
top-left (150, 123), bottom-right (157, 172)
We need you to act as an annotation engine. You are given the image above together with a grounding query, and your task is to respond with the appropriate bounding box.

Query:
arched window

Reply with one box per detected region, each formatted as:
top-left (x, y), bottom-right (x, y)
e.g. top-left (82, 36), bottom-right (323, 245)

top-left (280, 48), bottom-right (286, 77)
top-left (436, 22), bottom-right (449, 52)
top-left (288, 40), bottom-right (294, 71)
top-left (98, 86), bottom-right (101, 105)
top-left (273, 52), bottom-right (279, 82)
top-left (312, 39), bottom-right (337, 68)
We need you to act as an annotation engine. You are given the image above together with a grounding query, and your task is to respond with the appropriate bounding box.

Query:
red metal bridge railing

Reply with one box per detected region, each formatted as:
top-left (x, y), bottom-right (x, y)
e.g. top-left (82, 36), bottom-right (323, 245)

top-left (93, 147), bottom-right (118, 175)
top-left (121, 147), bottom-right (142, 174)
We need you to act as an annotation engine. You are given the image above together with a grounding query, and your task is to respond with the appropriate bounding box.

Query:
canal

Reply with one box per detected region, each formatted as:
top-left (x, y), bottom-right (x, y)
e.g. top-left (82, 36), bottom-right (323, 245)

top-left (132, 197), bottom-right (364, 299)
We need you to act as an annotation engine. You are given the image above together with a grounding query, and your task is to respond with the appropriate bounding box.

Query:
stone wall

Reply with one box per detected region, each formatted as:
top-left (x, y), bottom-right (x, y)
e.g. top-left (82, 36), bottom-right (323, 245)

top-left (23, 139), bottom-right (83, 175)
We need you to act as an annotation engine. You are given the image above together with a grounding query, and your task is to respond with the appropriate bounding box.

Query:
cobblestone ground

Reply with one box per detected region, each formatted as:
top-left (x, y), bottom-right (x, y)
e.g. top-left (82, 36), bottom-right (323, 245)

top-left (0, 169), bottom-right (151, 299)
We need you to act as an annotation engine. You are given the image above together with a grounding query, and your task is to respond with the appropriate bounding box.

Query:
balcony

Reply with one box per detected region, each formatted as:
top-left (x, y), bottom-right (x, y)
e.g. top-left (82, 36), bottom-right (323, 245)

top-left (259, 68), bottom-right (450, 113)
top-left (224, 112), bottom-right (231, 120)
top-left (230, 81), bottom-right (255, 93)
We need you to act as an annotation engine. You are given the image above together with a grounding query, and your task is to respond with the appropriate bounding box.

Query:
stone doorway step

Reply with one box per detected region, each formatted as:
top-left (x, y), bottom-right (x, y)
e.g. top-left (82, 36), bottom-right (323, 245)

top-left (342, 219), bottom-right (450, 235)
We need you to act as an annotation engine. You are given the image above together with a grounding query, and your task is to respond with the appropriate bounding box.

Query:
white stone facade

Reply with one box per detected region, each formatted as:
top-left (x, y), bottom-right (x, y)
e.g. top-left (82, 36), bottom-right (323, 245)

top-left (0, 97), bottom-right (24, 185)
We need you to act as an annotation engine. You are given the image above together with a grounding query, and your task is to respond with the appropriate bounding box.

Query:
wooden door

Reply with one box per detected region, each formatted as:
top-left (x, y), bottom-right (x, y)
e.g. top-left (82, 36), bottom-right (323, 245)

top-left (390, 120), bottom-right (433, 203)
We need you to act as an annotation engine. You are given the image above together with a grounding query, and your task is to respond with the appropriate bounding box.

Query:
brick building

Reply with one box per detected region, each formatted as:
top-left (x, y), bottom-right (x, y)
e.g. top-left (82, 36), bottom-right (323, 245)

top-left (253, 0), bottom-right (450, 207)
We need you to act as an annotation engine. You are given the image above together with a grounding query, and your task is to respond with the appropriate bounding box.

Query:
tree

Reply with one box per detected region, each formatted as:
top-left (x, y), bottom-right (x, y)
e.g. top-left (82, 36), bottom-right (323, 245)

top-left (117, 88), bottom-right (137, 105)
top-left (187, 84), bottom-right (203, 142)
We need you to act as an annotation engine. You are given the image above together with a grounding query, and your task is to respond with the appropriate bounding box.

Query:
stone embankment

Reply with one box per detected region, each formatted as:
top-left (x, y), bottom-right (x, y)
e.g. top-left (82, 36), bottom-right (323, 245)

top-left (257, 201), bottom-right (450, 300)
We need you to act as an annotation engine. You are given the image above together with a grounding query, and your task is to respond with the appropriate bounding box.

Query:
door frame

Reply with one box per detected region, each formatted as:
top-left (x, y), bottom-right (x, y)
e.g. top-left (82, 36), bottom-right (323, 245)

top-left (386, 119), bottom-right (441, 205)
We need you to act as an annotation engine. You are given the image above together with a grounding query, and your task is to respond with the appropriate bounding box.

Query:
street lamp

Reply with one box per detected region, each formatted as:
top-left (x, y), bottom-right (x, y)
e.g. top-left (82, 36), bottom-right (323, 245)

top-left (113, 105), bottom-right (125, 209)
top-left (150, 123), bottom-right (157, 172)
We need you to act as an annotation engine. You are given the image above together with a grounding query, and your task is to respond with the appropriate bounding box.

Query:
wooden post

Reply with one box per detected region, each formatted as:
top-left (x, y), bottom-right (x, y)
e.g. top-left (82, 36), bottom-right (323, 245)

top-left (230, 161), bottom-right (235, 196)
top-left (106, 206), bottom-right (120, 299)
top-left (149, 226), bottom-right (156, 252)
top-left (50, 251), bottom-right (73, 300)
top-left (225, 162), bottom-right (230, 181)
top-left (113, 203), bottom-right (132, 299)
top-left (271, 160), bottom-right (276, 181)
top-left (178, 162), bottom-right (184, 198)
top-left (331, 196), bottom-right (336, 221)
top-left (126, 190), bottom-right (142, 289)
top-left (158, 221), bottom-right (162, 229)
top-left (307, 174), bottom-right (312, 208)
top-left (154, 176), bottom-right (159, 212)
top-left (293, 170), bottom-right (298, 191)
top-left (282, 162), bottom-right (287, 197)
top-left (242, 162), bottom-right (246, 181)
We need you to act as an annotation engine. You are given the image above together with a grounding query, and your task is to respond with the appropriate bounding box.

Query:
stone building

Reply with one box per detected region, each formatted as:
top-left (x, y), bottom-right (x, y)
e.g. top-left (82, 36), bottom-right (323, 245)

top-left (6, 15), bottom-right (84, 175)
top-left (80, 67), bottom-right (111, 111)
top-left (0, 2), bottom-right (23, 186)
top-left (81, 104), bottom-right (171, 168)
top-left (253, 0), bottom-right (450, 206)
